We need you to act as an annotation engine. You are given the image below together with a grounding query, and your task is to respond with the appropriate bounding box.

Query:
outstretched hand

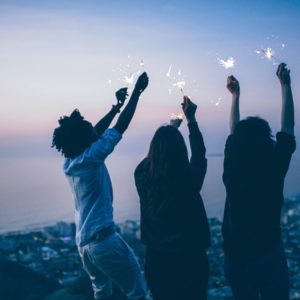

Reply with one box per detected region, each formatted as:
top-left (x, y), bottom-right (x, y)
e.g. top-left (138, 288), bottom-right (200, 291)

top-left (277, 63), bottom-right (291, 85)
top-left (114, 88), bottom-right (128, 112)
top-left (182, 96), bottom-right (197, 123)
top-left (227, 75), bottom-right (240, 96)
top-left (134, 72), bottom-right (149, 93)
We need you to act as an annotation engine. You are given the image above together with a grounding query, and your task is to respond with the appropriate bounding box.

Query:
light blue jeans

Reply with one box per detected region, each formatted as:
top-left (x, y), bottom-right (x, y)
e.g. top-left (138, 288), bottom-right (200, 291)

top-left (79, 232), bottom-right (147, 299)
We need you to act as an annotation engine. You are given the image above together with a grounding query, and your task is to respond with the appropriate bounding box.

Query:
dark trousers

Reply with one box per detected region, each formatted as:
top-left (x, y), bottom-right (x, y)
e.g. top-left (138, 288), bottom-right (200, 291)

top-left (225, 244), bottom-right (289, 300)
top-left (145, 247), bottom-right (209, 300)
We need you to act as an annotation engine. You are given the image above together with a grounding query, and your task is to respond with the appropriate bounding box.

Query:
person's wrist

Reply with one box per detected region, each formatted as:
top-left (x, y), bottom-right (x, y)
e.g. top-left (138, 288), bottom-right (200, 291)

top-left (112, 104), bottom-right (121, 113)
top-left (232, 91), bottom-right (240, 97)
top-left (280, 82), bottom-right (291, 88)
top-left (133, 88), bottom-right (142, 96)
top-left (187, 116), bottom-right (196, 124)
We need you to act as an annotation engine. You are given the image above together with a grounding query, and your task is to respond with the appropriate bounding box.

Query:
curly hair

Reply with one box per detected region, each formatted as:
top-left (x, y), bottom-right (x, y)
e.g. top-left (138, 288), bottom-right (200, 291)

top-left (52, 109), bottom-right (97, 158)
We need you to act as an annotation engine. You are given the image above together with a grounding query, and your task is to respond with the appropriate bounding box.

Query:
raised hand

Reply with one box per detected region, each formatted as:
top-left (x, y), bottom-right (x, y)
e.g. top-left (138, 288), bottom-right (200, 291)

top-left (134, 72), bottom-right (149, 93)
top-left (276, 63), bottom-right (291, 85)
top-left (182, 96), bottom-right (197, 123)
top-left (227, 75), bottom-right (240, 96)
top-left (114, 88), bottom-right (128, 112)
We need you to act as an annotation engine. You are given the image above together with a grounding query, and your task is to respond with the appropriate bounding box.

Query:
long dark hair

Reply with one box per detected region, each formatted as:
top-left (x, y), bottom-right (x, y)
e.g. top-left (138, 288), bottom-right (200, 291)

top-left (142, 125), bottom-right (191, 216)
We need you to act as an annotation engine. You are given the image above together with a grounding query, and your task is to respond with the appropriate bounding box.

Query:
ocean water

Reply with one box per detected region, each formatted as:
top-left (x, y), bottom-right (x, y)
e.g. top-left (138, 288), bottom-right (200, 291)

top-left (0, 152), bottom-right (299, 234)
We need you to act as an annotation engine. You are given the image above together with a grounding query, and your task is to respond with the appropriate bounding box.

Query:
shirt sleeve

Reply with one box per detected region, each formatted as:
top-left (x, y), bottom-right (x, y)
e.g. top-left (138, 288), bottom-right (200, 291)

top-left (84, 128), bottom-right (122, 161)
top-left (274, 132), bottom-right (296, 177)
top-left (188, 122), bottom-right (207, 192)
top-left (223, 135), bottom-right (234, 186)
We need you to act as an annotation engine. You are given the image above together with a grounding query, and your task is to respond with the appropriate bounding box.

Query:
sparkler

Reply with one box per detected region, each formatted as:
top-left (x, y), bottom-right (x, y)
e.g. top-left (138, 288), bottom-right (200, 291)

top-left (109, 56), bottom-right (145, 87)
top-left (166, 64), bottom-right (186, 95)
top-left (255, 47), bottom-right (279, 65)
top-left (170, 113), bottom-right (184, 128)
top-left (172, 81), bottom-right (185, 94)
top-left (123, 73), bottom-right (135, 85)
top-left (211, 97), bottom-right (222, 107)
top-left (217, 57), bottom-right (235, 70)
top-left (166, 65), bottom-right (172, 77)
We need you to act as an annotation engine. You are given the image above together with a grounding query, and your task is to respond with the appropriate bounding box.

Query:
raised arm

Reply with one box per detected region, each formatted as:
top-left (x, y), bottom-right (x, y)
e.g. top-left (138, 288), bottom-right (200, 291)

top-left (182, 96), bottom-right (207, 192)
top-left (94, 88), bottom-right (128, 136)
top-left (277, 63), bottom-right (294, 135)
top-left (114, 72), bottom-right (149, 134)
top-left (227, 75), bottom-right (240, 134)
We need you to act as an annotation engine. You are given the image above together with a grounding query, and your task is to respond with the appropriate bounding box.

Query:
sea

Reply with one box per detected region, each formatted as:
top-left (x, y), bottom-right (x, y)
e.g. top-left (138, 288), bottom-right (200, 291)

top-left (0, 152), bottom-right (299, 234)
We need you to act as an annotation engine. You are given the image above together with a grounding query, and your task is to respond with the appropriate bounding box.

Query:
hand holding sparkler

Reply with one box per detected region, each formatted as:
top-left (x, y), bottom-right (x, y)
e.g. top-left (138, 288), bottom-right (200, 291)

top-left (134, 72), bottom-right (149, 94)
top-left (227, 76), bottom-right (240, 96)
top-left (170, 113), bottom-right (183, 128)
top-left (113, 88), bottom-right (128, 113)
top-left (181, 96), bottom-right (197, 124)
top-left (276, 63), bottom-right (291, 86)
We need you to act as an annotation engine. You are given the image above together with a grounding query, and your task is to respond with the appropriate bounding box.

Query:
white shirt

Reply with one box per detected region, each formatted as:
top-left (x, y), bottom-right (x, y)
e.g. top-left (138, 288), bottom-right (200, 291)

top-left (63, 128), bottom-right (122, 246)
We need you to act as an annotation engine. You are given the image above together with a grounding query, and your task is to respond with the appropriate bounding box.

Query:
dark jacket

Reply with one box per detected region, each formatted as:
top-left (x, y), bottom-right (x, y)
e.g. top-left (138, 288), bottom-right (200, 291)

top-left (222, 132), bottom-right (296, 261)
top-left (134, 122), bottom-right (210, 252)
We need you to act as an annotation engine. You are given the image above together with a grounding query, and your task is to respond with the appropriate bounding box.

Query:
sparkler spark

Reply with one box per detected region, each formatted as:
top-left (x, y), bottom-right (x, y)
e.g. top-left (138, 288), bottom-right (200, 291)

top-left (255, 47), bottom-right (279, 65)
top-left (215, 97), bottom-right (222, 106)
top-left (123, 73), bottom-right (135, 85)
top-left (170, 112), bottom-right (184, 128)
top-left (171, 112), bottom-right (184, 120)
top-left (218, 57), bottom-right (235, 69)
top-left (173, 81), bottom-right (185, 91)
top-left (166, 65), bottom-right (172, 77)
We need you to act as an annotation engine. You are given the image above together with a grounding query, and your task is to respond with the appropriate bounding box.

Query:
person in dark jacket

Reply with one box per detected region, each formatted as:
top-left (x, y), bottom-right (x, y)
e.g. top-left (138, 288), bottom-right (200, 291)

top-left (222, 63), bottom-right (296, 300)
top-left (135, 96), bottom-right (210, 300)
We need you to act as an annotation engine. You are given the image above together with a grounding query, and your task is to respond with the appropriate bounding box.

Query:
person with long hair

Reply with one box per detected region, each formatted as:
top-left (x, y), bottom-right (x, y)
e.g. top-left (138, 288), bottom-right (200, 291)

top-left (222, 63), bottom-right (296, 300)
top-left (134, 97), bottom-right (210, 300)
top-left (52, 72), bottom-right (149, 300)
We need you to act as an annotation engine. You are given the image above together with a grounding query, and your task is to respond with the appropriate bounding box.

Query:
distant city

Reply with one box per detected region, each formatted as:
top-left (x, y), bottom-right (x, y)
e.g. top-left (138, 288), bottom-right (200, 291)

top-left (0, 196), bottom-right (300, 299)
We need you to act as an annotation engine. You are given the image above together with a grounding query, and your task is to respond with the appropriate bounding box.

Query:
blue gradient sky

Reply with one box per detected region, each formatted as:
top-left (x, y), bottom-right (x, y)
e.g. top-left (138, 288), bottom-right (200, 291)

top-left (0, 0), bottom-right (300, 231)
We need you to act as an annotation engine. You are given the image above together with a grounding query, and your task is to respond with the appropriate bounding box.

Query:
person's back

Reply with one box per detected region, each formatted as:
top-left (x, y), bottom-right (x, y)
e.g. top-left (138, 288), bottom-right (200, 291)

top-left (222, 118), bottom-right (296, 260)
top-left (135, 97), bottom-right (210, 300)
top-left (222, 64), bottom-right (296, 300)
top-left (52, 73), bottom-right (149, 300)
top-left (64, 128), bottom-right (120, 246)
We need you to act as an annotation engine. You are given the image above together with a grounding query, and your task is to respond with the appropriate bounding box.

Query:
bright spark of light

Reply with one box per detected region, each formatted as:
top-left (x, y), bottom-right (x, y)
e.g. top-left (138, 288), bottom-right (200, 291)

top-left (178, 69), bottom-right (182, 76)
top-left (263, 48), bottom-right (274, 60)
top-left (171, 112), bottom-right (184, 120)
top-left (256, 47), bottom-right (275, 60)
top-left (166, 65), bottom-right (172, 77)
top-left (123, 73), bottom-right (135, 85)
top-left (173, 81), bottom-right (185, 90)
top-left (215, 97), bottom-right (222, 106)
top-left (108, 79), bottom-right (112, 85)
top-left (218, 57), bottom-right (235, 69)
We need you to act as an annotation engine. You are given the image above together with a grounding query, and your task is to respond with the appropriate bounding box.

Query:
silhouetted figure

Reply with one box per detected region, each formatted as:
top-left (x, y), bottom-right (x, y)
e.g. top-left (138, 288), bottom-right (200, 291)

top-left (52, 73), bottom-right (149, 300)
top-left (222, 64), bottom-right (296, 300)
top-left (135, 97), bottom-right (210, 300)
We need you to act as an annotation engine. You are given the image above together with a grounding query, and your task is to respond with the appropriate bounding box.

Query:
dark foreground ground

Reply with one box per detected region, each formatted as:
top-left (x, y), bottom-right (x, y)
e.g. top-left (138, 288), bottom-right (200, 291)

top-left (0, 196), bottom-right (299, 300)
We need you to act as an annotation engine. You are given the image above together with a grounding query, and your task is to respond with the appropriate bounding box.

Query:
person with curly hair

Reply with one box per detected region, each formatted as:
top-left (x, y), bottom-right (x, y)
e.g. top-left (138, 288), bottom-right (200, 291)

top-left (52, 73), bottom-right (149, 300)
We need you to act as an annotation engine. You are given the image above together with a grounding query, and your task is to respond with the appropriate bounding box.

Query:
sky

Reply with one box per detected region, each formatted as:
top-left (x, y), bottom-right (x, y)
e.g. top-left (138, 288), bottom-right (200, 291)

top-left (0, 0), bottom-right (300, 231)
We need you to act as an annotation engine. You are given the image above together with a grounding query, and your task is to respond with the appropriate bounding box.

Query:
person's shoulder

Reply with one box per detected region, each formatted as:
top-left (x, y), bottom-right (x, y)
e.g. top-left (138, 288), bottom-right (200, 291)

top-left (134, 159), bottom-right (147, 177)
top-left (275, 132), bottom-right (296, 152)
top-left (102, 127), bottom-right (122, 139)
